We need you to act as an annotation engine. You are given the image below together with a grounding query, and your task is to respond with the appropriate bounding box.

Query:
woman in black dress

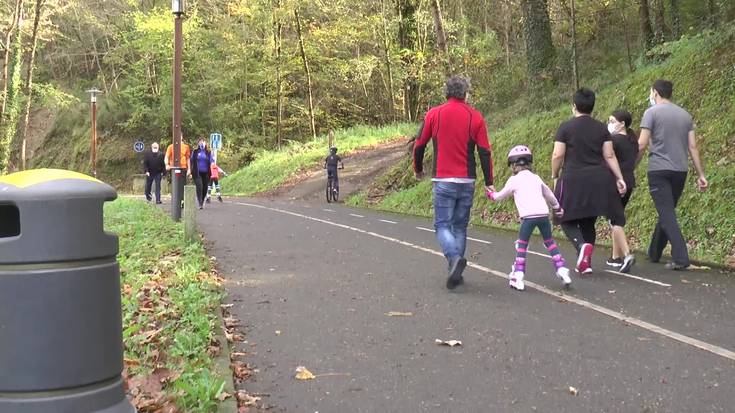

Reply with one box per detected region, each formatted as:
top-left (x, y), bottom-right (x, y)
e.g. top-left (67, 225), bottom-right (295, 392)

top-left (605, 110), bottom-right (639, 273)
top-left (551, 88), bottom-right (627, 274)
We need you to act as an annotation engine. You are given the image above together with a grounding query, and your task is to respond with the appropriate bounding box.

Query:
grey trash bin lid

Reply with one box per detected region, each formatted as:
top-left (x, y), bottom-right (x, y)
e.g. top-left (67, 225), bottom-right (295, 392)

top-left (0, 169), bottom-right (118, 264)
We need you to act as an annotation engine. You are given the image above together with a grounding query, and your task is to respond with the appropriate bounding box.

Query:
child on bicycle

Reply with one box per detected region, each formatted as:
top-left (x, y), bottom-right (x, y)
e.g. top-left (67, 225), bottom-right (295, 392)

top-left (206, 162), bottom-right (227, 203)
top-left (324, 147), bottom-right (344, 191)
top-left (486, 145), bottom-right (571, 291)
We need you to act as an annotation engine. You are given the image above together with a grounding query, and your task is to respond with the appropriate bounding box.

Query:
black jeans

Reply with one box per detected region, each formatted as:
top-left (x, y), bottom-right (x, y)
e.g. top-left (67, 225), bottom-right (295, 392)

top-left (561, 216), bottom-right (598, 252)
top-left (194, 172), bottom-right (210, 207)
top-left (647, 170), bottom-right (689, 266)
top-left (145, 172), bottom-right (162, 202)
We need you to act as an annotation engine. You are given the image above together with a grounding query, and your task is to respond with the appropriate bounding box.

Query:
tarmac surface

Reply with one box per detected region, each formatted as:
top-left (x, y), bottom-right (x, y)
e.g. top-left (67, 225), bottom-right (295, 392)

top-left (196, 197), bottom-right (735, 413)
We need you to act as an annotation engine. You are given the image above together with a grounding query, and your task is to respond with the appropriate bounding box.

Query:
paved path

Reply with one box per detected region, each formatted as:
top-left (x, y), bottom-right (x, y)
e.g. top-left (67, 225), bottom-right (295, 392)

top-left (196, 198), bottom-right (735, 413)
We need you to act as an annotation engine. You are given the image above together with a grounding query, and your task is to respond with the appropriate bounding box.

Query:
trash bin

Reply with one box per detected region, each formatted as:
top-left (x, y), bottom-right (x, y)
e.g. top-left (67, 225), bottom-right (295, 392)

top-left (0, 169), bottom-right (135, 413)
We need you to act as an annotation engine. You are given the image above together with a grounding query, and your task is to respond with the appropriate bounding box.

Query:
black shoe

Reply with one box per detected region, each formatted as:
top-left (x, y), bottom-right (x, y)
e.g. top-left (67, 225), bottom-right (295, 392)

top-left (446, 257), bottom-right (467, 290)
top-left (664, 262), bottom-right (688, 271)
top-left (206, 197), bottom-right (211, 204)
top-left (606, 257), bottom-right (623, 267)
top-left (156, 201), bottom-right (162, 204)
top-left (619, 254), bottom-right (636, 273)
top-left (218, 196), bottom-right (223, 202)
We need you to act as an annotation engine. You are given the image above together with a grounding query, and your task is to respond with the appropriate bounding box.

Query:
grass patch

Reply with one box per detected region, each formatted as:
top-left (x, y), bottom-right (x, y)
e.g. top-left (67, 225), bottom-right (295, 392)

top-left (223, 123), bottom-right (414, 195)
top-left (350, 27), bottom-right (735, 266)
top-left (105, 198), bottom-right (225, 412)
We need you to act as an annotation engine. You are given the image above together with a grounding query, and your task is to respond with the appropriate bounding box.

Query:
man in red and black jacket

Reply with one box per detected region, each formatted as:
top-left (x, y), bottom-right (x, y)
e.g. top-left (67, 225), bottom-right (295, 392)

top-left (413, 75), bottom-right (494, 290)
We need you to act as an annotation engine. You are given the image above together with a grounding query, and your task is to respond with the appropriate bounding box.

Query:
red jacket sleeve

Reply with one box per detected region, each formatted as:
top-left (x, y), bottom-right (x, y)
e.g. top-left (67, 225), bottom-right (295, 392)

top-left (413, 111), bottom-right (434, 173)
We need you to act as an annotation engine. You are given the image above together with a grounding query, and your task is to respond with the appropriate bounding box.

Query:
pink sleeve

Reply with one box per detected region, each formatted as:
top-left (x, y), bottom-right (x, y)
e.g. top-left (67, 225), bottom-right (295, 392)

top-left (541, 181), bottom-right (560, 209)
top-left (490, 177), bottom-right (515, 201)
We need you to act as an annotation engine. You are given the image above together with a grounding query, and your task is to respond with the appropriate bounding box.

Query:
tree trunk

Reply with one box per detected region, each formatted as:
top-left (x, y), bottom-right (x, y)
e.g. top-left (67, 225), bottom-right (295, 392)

top-left (294, 8), bottom-right (316, 140)
top-left (397, 0), bottom-right (419, 122)
top-left (272, 0), bottom-right (282, 149)
top-left (638, 0), bottom-right (654, 50)
top-left (380, 0), bottom-right (397, 122)
top-left (521, 0), bottom-right (555, 88)
top-left (707, 0), bottom-right (718, 27)
top-left (1, 0), bottom-right (24, 122)
top-left (503, 0), bottom-right (512, 69)
top-left (570, 0), bottom-right (579, 90)
top-left (0, 7), bottom-right (24, 173)
top-left (669, 0), bottom-right (681, 39)
top-left (19, 0), bottom-right (44, 170)
top-left (652, 0), bottom-right (668, 44)
top-left (430, 0), bottom-right (450, 75)
top-left (621, 0), bottom-right (635, 72)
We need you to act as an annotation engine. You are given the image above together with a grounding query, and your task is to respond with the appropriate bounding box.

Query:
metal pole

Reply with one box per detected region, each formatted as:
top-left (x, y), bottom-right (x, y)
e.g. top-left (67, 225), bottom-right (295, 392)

top-left (171, 13), bottom-right (184, 221)
top-left (91, 99), bottom-right (97, 178)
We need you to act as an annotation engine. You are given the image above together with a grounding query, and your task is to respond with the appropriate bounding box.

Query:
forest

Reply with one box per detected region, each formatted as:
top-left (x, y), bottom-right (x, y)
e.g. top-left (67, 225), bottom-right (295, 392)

top-left (0, 0), bottom-right (733, 177)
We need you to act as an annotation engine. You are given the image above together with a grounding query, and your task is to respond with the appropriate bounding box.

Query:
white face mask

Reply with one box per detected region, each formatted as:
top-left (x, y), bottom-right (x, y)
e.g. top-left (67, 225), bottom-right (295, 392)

top-left (607, 123), bottom-right (618, 135)
top-left (152, 147), bottom-right (159, 153)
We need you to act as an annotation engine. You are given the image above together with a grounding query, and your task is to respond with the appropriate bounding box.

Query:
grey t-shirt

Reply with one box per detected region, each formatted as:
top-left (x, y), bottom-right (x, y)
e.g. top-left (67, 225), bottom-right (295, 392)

top-left (640, 103), bottom-right (693, 172)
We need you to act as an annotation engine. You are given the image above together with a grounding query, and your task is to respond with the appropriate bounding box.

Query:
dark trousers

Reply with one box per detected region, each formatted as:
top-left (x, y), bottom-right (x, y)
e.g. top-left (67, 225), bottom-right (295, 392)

top-left (194, 172), bottom-right (210, 207)
top-left (647, 170), bottom-right (689, 266)
top-left (561, 216), bottom-right (598, 252)
top-left (145, 173), bottom-right (162, 202)
top-left (327, 167), bottom-right (339, 189)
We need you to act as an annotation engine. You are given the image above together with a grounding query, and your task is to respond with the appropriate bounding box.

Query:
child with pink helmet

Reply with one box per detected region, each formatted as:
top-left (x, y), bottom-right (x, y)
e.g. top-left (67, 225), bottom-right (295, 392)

top-left (487, 145), bottom-right (571, 290)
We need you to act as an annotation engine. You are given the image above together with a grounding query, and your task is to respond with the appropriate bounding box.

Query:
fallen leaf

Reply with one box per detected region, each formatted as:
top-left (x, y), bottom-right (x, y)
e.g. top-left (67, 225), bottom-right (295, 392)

top-left (124, 358), bottom-right (141, 366)
top-left (387, 311), bottom-right (413, 317)
top-left (275, 330), bottom-right (282, 335)
top-left (235, 390), bottom-right (261, 406)
top-left (231, 351), bottom-right (248, 357)
top-left (681, 279), bottom-right (691, 284)
top-left (221, 303), bottom-right (234, 309)
top-left (216, 391), bottom-right (232, 401)
top-left (689, 264), bottom-right (711, 271)
top-left (231, 361), bottom-right (252, 379)
top-left (295, 366), bottom-right (316, 380)
top-left (224, 316), bottom-right (240, 328)
top-left (435, 339), bottom-right (462, 347)
top-left (569, 386), bottom-right (579, 396)
top-left (608, 290), bottom-right (616, 294)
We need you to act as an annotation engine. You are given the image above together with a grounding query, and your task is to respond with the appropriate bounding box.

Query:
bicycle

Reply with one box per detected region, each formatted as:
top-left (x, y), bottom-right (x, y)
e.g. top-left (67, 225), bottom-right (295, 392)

top-left (325, 166), bottom-right (343, 203)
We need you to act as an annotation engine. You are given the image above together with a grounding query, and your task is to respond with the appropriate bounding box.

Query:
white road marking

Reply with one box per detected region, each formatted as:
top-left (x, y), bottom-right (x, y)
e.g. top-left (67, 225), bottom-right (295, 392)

top-left (604, 269), bottom-right (672, 287)
top-left (349, 213), bottom-right (365, 218)
top-left (416, 226), bottom-right (492, 245)
top-left (527, 249), bottom-right (670, 287)
top-left (234, 201), bottom-right (735, 363)
top-left (379, 219), bottom-right (398, 224)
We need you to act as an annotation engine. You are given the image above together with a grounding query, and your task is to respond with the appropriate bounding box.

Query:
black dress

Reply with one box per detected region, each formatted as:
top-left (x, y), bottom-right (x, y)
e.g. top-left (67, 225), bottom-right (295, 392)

top-left (554, 116), bottom-right (625, 225)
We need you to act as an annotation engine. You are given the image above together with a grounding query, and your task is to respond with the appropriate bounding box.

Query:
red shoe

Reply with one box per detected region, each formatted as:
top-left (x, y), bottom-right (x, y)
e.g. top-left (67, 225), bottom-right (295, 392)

top-left (575, 243), bottom-right (594, 274)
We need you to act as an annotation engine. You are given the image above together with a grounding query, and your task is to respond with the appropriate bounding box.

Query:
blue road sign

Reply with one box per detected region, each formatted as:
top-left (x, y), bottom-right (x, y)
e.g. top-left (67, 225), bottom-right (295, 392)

top-left (133, 141), bottom-right (145, 153)
top-left (209, 133), bottom-right (223, 151)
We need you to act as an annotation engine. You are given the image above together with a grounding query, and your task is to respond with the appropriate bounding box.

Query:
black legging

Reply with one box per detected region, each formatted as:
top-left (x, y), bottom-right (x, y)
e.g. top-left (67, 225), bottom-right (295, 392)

top-left (561, 217), bottom-right (598, 252)
top-left (194, 172), bottom-right (210, 207)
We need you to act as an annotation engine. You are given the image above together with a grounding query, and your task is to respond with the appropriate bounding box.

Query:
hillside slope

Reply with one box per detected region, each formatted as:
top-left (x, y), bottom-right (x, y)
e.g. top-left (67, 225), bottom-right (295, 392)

top-left (349, 28), bottom-right (735, 267)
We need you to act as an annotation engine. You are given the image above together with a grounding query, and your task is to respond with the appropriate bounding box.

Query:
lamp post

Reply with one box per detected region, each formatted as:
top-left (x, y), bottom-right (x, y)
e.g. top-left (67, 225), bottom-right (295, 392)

top-left (86, 88), bottom-right (102, 178)
top-left (171, 0), bottom-right (185, 220)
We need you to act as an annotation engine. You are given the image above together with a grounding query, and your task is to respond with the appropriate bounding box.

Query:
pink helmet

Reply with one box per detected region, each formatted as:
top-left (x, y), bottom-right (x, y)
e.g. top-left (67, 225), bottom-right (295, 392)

top-left (507, 145), bottom-right (533, 166)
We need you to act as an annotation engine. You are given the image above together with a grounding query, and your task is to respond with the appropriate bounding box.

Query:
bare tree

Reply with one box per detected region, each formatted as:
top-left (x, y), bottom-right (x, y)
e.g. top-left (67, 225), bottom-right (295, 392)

top-left (1, 0), bottom-right (24, 121)
top-left (397, 0), bottom-right (419, 122)
top-left (380, 0), bottom-right (397, 122)
top-left (294, 8), bottom-right (316, 140)
top-left (272, 0), bottom-right (283, 149)
top-left (430, 0), bottom-right (449, 75)
top-left (19, 0), bottom-right (45, 170)
top-left (570, 0), bottom-right (579, 90)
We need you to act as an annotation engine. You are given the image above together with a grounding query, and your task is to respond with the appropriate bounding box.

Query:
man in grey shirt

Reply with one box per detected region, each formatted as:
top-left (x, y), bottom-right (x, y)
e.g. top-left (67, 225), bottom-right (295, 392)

top-left (638, 79), bottom-right (708, 270)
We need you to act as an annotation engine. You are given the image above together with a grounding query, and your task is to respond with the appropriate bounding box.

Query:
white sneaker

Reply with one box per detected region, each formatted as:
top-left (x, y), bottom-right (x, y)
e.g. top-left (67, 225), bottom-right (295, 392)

top-left (556, 267), bottom-right (571, 286)
top-left (509, 271), bottom-right (525, 291)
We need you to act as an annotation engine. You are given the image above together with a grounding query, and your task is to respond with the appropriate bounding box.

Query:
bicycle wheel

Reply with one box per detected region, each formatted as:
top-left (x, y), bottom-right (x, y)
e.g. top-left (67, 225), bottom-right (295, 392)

top-left (326, 180), bottom-right (333, 203)
top-left (333, 186), bottom-right (339, 202)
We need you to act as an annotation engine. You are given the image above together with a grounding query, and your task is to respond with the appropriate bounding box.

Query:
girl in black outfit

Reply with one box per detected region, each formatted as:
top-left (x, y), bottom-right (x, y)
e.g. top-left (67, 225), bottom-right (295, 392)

top-left (190, 138), bottom-right (212, 209)
top-left (606, 110), bottom-right (639, 272)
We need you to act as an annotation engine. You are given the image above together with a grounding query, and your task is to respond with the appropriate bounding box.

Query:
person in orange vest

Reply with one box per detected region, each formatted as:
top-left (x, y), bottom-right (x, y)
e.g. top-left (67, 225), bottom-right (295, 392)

top-left (206, 161), bottom-right (227, 203)
top-left (164, 135), bottom-right (192, 181)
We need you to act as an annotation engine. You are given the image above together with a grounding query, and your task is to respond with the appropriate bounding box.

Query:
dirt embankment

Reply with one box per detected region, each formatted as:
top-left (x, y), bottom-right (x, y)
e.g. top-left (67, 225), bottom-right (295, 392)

top-left (263, 138), bottom-right (411, 202)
